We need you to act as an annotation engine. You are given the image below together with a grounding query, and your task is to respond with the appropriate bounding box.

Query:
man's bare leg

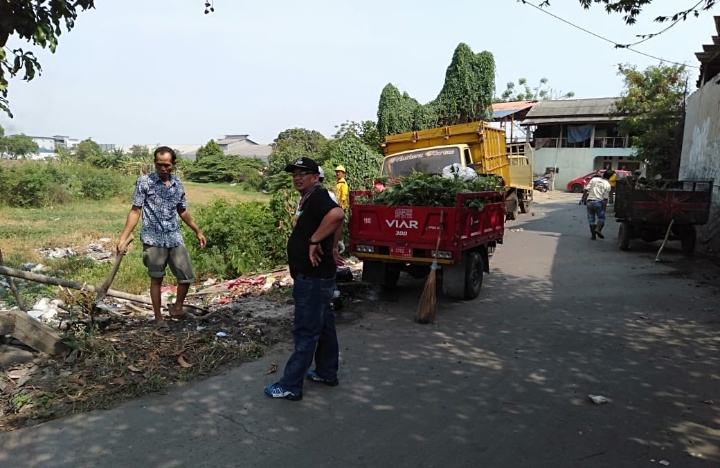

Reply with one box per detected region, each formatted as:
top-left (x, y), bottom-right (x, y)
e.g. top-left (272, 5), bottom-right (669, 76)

top-left (172, 283), bottom-right (191, 316)
top-left (150, 277), bottom-right (164, 324)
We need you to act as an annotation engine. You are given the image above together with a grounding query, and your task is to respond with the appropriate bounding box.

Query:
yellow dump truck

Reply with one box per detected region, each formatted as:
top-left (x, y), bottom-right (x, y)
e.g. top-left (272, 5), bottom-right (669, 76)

top-left (380, 122), bottom-right (534, 218)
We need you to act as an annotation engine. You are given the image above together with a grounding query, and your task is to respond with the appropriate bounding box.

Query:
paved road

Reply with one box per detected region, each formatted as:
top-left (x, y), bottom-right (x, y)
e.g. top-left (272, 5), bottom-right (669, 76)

top-left (1, 193), bottom-right (719, 467)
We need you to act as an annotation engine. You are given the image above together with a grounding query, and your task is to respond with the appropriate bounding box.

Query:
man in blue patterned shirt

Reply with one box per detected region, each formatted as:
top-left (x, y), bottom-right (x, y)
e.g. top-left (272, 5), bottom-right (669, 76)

top-left (118, 146), bottom-right (206, 329)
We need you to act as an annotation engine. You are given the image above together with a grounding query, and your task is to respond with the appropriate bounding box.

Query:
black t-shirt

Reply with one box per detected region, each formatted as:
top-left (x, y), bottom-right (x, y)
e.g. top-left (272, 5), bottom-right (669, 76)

top-left (287, 188), bottom-right (339, 279)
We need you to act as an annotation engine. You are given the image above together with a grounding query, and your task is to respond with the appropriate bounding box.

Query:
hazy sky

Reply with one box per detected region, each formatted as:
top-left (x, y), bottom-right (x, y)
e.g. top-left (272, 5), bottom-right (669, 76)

top-left (0, 0), bottom-right (715, 145)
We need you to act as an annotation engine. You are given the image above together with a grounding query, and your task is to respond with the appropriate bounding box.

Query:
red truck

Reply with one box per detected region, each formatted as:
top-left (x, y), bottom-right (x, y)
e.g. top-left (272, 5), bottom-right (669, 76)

top-left (349, 190), bottom-right (505, 299)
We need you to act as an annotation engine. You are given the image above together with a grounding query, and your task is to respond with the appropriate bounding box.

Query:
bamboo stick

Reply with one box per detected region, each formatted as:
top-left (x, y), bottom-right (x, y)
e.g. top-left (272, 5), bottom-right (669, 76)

top-left (0, 265), bottom-right (153, 306)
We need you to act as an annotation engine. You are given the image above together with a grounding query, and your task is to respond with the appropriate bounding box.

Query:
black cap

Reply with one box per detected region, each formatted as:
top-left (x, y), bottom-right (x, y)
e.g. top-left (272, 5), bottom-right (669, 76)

top-left (284, 157), bottom-right (320, 174)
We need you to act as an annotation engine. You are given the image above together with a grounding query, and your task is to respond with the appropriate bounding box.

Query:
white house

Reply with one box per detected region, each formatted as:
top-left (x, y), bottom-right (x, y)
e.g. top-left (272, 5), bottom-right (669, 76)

top-left (522, 98), bottom-right (639, 190)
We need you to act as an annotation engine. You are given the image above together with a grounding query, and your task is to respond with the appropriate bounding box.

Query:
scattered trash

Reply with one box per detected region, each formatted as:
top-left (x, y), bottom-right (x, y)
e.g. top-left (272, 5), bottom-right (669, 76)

top-left (99, 238), bottom-right (111, 243)
top-left (702, 400), bottom-right (714, 405)
top-left (202, 278), bottom-right (217, 287)
top-left (659, 460), bottom-right (670, 466)
top-left (196, 325), bottom-right (206, 331)
top-left (588, 394), bottom-right (609, 405)
top-left (266, 362), bottom-right (279, 374)
top-left (38, 247), bottom-right (77, 259)
top-left (21, 262), bottom-right (36, 271)
top-left (216, 331), bottom-right (228, 338)
top-left (85, 243), bottom-right (113, 262)
top-left (688, 452), bottom-right (703, 458)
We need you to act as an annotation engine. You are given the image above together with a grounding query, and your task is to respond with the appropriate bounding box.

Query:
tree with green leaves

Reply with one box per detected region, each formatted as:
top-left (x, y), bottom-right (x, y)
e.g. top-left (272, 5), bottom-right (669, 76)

top-left (376, 43), bottom-right (496, 138)
top-left (325, 135), bottom-right (384, 191)
top-left (1, 133), bottom-right (39, 159)
top-left (535, 1), bottom-right (715, 25)
top-left (495, 77), bottom-right (575, 102)
top-left (128, 144), bottom-right (150, 159)
top-left (272, 128), bottom-right (327, 154)
top-left (334, 120), bottom-right (382, 153)
top-left (265, 128), bottom-right (329, 191)
top-left (433, 45), bottom-right (496, 126)
top-left (73, 138), bottom-right (101, 161)
top-left (195, 140), bottom-right (224, 161)
top-left (1, 1), bottom-right (212, 117)
top-left (613, 63), bottom-right (689, 179)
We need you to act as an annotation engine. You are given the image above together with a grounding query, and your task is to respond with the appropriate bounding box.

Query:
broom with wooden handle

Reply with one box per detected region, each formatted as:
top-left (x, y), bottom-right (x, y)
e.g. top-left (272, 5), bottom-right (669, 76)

top-left (415, 211), bottom-right (444, 324)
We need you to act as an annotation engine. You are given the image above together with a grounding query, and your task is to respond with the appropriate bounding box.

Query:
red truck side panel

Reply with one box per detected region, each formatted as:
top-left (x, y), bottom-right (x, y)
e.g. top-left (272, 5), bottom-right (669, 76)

top-left (349, 191), bottom-right (504, 263)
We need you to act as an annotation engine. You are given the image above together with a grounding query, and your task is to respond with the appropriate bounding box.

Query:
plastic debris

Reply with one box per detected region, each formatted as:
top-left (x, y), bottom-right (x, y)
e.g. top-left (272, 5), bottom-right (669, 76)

top-left (588, 394), bottom-right (609, 404)
top-left (216, 332), bottom-right (228, 338)
top-left (38, 247), bottom-right (76, 259)
top-left (659, 461), bottom-right (669, 466)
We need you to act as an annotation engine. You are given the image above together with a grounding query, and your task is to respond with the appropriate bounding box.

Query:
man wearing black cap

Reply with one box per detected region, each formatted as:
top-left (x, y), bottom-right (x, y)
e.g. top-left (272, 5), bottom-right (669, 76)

top-left (265, 157), bottom-right (346, 401)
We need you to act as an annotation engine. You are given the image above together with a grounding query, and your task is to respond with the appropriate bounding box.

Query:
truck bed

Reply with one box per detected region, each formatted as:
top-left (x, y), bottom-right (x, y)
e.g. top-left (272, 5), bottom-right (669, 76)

top-left (615, 179), bottom-right (713, 225)
top-left (349, 191), bottom-right (505, 264)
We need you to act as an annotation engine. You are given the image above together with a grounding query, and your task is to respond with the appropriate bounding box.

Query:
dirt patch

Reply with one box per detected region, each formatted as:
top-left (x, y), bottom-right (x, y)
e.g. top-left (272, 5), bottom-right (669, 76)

top-left (0, 293), bottom-right (295, 432)
top-left (0, 263), bottom-right (370, 432)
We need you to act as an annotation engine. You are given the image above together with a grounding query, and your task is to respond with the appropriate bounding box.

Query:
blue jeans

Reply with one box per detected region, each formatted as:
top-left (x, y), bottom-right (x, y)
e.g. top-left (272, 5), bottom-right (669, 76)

top-left (586, 200), bottom-right (605, 225)
top-left (278, 276), bottom-right (338, 394)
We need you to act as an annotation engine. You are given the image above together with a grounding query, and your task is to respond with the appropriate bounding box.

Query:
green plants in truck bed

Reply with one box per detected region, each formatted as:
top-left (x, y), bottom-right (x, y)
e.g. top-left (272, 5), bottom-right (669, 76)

top-left (366, 172), bottom-right (503, 210)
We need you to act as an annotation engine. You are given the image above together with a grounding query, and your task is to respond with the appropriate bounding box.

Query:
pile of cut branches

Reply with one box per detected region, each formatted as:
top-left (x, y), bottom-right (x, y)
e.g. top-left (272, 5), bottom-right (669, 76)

top-left (362, 172), bottom-right (504, 210)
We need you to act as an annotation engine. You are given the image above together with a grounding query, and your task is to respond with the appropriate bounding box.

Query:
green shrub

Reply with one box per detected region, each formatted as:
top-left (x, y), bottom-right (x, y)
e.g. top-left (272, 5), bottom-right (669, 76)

top-left (0, 161), bottom-right (128, 207)
top-left (183, 198), bottom-right (288, 278)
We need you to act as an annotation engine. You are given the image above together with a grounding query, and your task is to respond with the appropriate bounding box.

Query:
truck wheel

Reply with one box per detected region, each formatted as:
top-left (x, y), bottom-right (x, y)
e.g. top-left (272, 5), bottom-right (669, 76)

top-left (519, 199), bottom-right (531, 214)
top-left (463, 251), bottom-right (484, 300)
top-left (618, 222), bottom-right (631, 251)
top-left (681, 226), bottom-right (697, 254)
top-left (383, 268), bottom-right (401, 289)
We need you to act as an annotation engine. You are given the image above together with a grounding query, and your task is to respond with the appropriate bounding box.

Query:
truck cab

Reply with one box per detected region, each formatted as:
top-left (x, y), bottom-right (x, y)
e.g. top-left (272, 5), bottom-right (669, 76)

top-left (380, 145), bottom-right (471, 177)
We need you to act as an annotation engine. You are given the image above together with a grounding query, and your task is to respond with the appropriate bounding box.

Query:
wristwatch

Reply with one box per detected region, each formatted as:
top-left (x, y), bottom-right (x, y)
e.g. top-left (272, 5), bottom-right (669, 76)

top-left (309, 239), bottom-right (321, 245)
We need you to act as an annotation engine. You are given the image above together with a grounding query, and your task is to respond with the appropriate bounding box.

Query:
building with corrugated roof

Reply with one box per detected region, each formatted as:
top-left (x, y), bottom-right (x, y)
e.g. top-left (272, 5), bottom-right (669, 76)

top-left (521, 97), bottom-right (638, 189)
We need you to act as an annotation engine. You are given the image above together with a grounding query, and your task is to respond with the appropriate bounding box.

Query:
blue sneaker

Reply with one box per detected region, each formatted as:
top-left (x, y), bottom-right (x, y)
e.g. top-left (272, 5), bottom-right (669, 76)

top-left (264, 383), bottom-right (302, 401)
top-left (306, 370), bottom-right (339, 387)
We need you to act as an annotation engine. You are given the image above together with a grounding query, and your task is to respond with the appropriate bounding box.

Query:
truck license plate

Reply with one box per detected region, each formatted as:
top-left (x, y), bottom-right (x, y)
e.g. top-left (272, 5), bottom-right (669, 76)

top-left (390, 246), bottom-right (413, 258)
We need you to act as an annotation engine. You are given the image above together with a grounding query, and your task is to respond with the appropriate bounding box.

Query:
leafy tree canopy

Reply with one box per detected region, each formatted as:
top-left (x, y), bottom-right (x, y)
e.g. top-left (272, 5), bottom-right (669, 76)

top-left (534, 0), bottom-right (716, 25)
top-left (73, 138), bottom-right (101, 161)
top-left (272, 128), bottom-right (327, 154)
top-left (377, 43), bottom-right (496, 139)
top-left (613, 63), bottom-right (689, 179)
top-left (0, 131), bottom-right (39, 159)
top-left (325, 135), bottom-right (384, 191)
top-left (195, 140), bottom-right (224, 161)
top-left (495, 77), bottom-right (575, 102)
top-left (129, 144), bottom-right (151, 159)
top-left (334, 120), bottom-right (382, 153)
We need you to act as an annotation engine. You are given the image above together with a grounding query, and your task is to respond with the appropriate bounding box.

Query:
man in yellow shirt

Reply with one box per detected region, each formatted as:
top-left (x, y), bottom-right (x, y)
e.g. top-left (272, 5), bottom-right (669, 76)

top-left (606, 168), bottom-right (617, 205)
top-left (335, 165), bottom-right (349, 210)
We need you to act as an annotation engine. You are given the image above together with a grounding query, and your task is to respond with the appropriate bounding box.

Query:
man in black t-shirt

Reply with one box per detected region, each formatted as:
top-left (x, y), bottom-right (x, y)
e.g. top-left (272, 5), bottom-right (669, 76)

top-left (265, 157), bottom-right (345, 401)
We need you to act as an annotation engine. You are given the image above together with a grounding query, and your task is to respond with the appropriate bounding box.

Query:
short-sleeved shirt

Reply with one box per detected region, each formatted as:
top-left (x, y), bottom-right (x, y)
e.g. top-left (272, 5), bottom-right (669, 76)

top-left (287, 189), bottom-right (339, 279)
top-left (584, 177), bottom-right (611, 201)
top-left (335, 179), bottom-right (349, 210)
top-left (294, 189), bottom-right (337, 217)
top-left (131, 172), bottom-right (188, 247)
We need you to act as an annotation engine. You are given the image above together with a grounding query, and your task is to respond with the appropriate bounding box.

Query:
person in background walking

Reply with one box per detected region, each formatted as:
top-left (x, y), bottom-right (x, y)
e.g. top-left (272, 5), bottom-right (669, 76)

top-left (606, 168), bottom-right (617, 205)
top-left (335, 165), bottom-right (349, 211)
top-left (265, 157), bottom-right (345, 401)
top-left (581, 169), bottom-right (612, 240)
top-left (118, 146), bottom-right (206, 330)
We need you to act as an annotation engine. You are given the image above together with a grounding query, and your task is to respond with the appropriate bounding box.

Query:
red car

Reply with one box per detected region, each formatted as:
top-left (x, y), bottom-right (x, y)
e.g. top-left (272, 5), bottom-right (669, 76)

top-left (567, 170), bottom-right (631, 193)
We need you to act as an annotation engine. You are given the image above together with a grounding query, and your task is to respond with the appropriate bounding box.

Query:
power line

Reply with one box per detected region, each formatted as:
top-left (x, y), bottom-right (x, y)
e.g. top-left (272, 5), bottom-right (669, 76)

top-left (624, 0), bottom-right (704, 48)
top-left (519, 1), bottom-right (700, 69)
